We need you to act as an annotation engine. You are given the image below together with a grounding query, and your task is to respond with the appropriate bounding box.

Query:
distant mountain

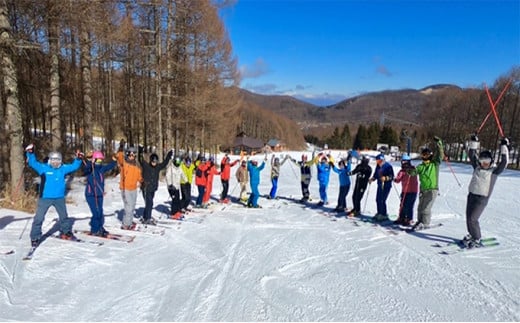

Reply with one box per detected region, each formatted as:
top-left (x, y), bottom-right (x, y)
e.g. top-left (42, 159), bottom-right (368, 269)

top-left (240, 84), bottom-right (464, 136)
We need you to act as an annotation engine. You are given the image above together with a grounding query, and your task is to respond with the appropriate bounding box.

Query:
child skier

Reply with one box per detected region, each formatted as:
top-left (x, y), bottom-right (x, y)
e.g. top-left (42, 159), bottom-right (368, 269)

top-left (220, 154), bottom-right (239, 203)
top-left (268, 155), bottom-right (289, 199)
top-left (236, 160), bottom-right (249, 203)
top-left (315, 153), bottom-right (334, 206)
top-left (393, 154), bottom-right (418, 226)
top-left (83, 151), bottom-right (117, 236)
top-left (166, 156), bottom-right (185, 220)
top-left (290, 153), bottom-right (315, 202)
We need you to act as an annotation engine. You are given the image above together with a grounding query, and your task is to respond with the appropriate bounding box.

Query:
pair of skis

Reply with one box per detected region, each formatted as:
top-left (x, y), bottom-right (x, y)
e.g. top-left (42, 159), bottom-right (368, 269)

top-left (433, 237), bottom-right (499, 255)
top-left (23, 234), bottom-right (105, 260)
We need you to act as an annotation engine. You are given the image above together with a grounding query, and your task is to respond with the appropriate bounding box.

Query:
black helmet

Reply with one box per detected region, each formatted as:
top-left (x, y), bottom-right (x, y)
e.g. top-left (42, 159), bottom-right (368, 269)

top-left (173, 157), bottom-right (182, 167)
top-left (478, 150), bottom-right (493, 166)
top-left (150, 153), bottom-right (159, 163)
top-left (421, 147), bottom-right (433, 160)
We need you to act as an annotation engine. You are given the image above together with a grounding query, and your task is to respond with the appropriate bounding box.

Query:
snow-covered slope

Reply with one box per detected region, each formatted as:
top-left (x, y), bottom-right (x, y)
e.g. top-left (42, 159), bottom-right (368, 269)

top-left (1, 151), bottom-right (519, 321)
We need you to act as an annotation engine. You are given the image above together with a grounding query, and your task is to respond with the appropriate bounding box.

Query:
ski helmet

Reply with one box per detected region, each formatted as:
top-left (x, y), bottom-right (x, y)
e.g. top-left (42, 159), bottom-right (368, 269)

top-left (48, 151), bottom-right (62, 168)
top-left (421, 147), bottom-right (433, 160)
top-left (92, 151), bottom-right (104, 160)
top-left (150, 153), bottom-right (159, 163)
top-left (478, 150), bottom-right (493, 166)
top-left (173, 157), bottom-right (182, 167)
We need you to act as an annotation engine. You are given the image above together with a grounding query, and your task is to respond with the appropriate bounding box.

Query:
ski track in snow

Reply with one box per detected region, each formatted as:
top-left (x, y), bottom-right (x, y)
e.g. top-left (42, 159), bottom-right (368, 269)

top-left (1, 150), bottom-right (520, 321)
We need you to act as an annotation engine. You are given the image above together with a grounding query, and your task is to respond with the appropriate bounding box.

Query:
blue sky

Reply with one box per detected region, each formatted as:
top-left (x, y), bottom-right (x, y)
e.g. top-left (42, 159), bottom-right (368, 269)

top-left (220, 0), bottom-right (520, 106)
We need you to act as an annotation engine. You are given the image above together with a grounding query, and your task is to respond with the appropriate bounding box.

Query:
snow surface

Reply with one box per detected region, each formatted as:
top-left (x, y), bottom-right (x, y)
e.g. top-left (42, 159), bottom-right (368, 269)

top-left (1, 150), bottom-right (519, 321)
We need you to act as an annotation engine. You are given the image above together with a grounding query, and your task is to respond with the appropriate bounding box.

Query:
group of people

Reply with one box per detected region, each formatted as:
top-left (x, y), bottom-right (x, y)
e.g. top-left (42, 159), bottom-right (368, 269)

top-left (23, 133), bottom-right (510, 250)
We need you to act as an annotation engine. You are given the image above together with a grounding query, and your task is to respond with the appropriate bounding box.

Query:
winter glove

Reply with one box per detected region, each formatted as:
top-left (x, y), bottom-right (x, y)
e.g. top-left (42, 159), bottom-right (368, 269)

top-left (346, 151), bottom-right (352, 161)
top-left (501, 137), bottom-right (510, 146)
top-left (433, 136), bottom-right (441, 143)
top-left (328, 161), bottom-right (334, 167)
top-left (166, 150), bottom-right (173, 160)
top-left (25, 144), bottom-right (34, 153)
top-left (76, 150), bottom-right (85, 159)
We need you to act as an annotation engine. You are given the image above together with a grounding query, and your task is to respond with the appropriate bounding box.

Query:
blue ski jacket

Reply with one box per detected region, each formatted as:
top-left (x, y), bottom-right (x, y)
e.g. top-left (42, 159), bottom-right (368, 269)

top-left (333, 160), bottom-right (352, 186)
top-left (83, 161), bottom-right (117, 198)
top-left (26, 152), bottom-right (82, 199)
top-left (247, 161), bottom-right (265, 187)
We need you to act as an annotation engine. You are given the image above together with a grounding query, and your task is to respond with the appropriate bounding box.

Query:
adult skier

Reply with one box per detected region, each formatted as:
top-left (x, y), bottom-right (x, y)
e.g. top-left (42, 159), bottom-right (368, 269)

top-left (166, 156), bottom-right (185, 220)
top-left (348, 156), bottom-right (372, 217)
top-left (235, 160), bottom-right (249, 203)
top-left (331, 156), bottom-right (352, 212)
top-left (247, 157), bottom-right (266, 208)
top-left (139, 150), bottom-right (172, 224)
top-left (117, 147), bottom-right (143, 230)
top-left (25, 144), bottom-right (83, 246)
top-left (369, 153), bottom-right (394, 221)
top-left (462, 136), bottom-right (509, 248)
top-left (180, 156), bottom-right (195, 211)
top-left (220, 154), bottom-right (239, 203)
top-left (290, 153), bottom-right (315, 202)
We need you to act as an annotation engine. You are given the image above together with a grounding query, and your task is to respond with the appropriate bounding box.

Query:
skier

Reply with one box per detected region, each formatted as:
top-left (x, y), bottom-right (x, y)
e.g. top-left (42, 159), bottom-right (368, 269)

top-left (314, 153), bottom-right (334, 206)
top-left (462, 136), bottom-right (509, 248)
top-left (166, 156), bottom-right (185, 220)
top-left (331, 155), bottom-right (352, 212)
top-left (194, 156), bottom-right (209, 208)
top-left (369, 153), bottom-right (394, 221)
top-left (348, 155), bottom-right (372, 217)
top-left (407, 136), bottom-right (444, 231)
top-left (247, 157), bottom-right (267, 208)
top-left (117, 146), bottom-right (143, 230)
top-left (235, 160), bottom-right (249, 203)
top-left (83, 151), bottom-right (117, 236)
top-left (393, 154), bottom-right (418, 226)
top-left (268, 154), bottom-right (289, 199)
top-left (220, 154), bottom-right (239, 203)
top-left (180, 156), bottom-right (195, 212)
top-left (203, 156), bottom-right (220, 205)
top-left (290, 153), bottom-right (315, 202)
top-left (139, 150), bottom-right (173, 225)
top-left (25, 144), bottom-right (83, 246)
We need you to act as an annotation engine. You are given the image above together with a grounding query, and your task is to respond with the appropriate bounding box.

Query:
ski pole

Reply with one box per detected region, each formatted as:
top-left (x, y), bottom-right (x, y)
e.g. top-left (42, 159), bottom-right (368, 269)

top-left (444, 156), bottom-right (462, 187)
top-left (484, 83), bottom-right (508, 137)
top-left (477, 80), bottom-right (510, 135)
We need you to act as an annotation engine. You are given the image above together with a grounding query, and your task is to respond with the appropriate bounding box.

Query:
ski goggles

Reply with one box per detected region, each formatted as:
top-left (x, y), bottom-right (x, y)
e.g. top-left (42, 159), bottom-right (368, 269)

top-left (478, 157), bottom-right (492, 164)
top-left (94, 158), bottom-right (103, 164)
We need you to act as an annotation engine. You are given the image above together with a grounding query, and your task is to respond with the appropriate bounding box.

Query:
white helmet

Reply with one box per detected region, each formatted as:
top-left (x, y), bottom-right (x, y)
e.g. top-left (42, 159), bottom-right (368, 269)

top-left (48, 151), bottom-right (62, 168)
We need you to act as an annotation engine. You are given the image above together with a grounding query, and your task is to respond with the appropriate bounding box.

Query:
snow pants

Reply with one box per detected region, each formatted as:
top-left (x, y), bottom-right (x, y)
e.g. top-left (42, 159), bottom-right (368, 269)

top-left (465, 193), bottom-right (489, 240)
top-left (336, 185), bottom-right (350, 210)
top-left (86, 195), bottom-right (105, 233)
top-left (220, 180), bottom-right (230, 200)
top-left (121, 189), bottom-right (138, 226)
top-left (300, 174), bottom-right (311, 200)
top-left (180, 183), bottom-right (191, 209)
top-left (399, 192), bottom-right (417, 222)
top-left (196, 185), bottom-right (206, 206)
top-left (375, 184), bottom-right (391, 216)
top-left (248, 183), bottom-right (260, 207)
top-left (269, 176), bottom-right (279, 199)
top-left (142, 187), bottom-right (156, 221)
top-left (168, 185), bottom-right (182, 215)
top-left (30, 198), bottom-right (72, 241)
top-left (318, 182), bottom-right (328, 204)
top-left (417, 189), bottom-right (437, 226)
top-left (352, 185), bottom-right (367, 213)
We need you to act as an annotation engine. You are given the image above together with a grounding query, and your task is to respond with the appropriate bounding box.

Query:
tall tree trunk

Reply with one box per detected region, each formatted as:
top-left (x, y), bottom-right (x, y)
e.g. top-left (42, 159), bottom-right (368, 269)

top-left (0, 0), bottom-right (25, 197)
top-left (80, 27), bottom-right (93, 152)
top-left (48, 3), bottom-right (61, 150)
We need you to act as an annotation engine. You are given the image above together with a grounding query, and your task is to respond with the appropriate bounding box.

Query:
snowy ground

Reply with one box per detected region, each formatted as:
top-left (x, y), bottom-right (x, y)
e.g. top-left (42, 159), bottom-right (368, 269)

top-left (1, 150), bottom-right (519, 321)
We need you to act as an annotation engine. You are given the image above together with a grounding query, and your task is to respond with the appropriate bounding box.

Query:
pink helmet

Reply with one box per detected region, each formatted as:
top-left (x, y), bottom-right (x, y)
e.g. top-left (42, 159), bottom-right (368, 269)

top-left (92, 151), bottom-right (104, 160)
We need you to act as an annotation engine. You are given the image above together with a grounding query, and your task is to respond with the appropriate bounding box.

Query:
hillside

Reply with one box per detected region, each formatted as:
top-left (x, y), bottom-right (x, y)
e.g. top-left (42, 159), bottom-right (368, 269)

top-left (240, 85), bottom-right (464, 135)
